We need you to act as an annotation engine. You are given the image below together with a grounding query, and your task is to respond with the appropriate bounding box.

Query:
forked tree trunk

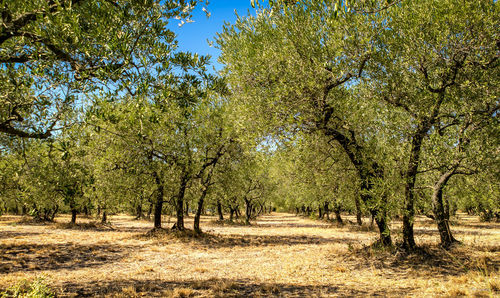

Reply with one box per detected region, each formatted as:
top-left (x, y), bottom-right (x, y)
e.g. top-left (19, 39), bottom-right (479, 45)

top-left (235, 206), bottom-right (241, 219)
top-left (402, 93), bottom-right (445, 251)
top-left (257, 203), bottom-right (264, 215)
top-left (229, 207), bottom-right (235, 222)
top-left (49, 205), bottom-right (58, 221)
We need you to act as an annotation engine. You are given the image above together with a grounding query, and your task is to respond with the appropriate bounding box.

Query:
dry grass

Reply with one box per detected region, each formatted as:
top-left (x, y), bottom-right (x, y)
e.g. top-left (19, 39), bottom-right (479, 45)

top-left (0, 213), bottom-right (498, 297)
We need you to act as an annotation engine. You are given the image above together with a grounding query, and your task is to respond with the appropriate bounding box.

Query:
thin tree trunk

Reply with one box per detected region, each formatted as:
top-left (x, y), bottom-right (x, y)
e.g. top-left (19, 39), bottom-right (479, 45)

top-left (258, 203), bottom-right (264, 215)
top-left (235, 206), bottom-right (241, 219)
top-left (229, 207), bottom-right (235, 222)
top-left (217, 200), bottom-right (224, 220)
top-left (194, 187), bottom-right (208, 233)
top-left (71, 208), bottom-right (77, 224)
top-left (147, 200), bottom-right (153, 219)
top-left (152, 171), bottom-right (164, 229)
top-left (355, 195), bottom-right (363, 226)
top-left (136, 203), bottom-right (143, 220)
top-left (50, 205), bottom-right (58, 221)
top-left (245, 199), bottom-right (252, 225)
top-left (174, 169), bottom-right (189, 231)
top-left (101, 210), bottom-right (107, 224)
top-left (323, 202), bottom-right (329, 220)
top-left (402, 132), bottom-right (423, 250)
top-left (334, 206), bottom-right (343, 224)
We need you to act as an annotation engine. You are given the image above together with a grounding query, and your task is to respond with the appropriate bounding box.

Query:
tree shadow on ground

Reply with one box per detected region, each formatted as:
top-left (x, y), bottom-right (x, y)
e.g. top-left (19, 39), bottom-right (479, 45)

top-left (255, 217), bottom-right (302, 223)
top-left (343, 244), bottom-right (500, 277)
top-left (413, 227), bottom-right (494, 237)
top-left (8, 217), bottom-right (55, 226)
top-left (0, 231), bottom-right (43, 240)
top-left (58, 277), bottom-right (413, 297)
top-left (452, 222), bottom-right (500, 230)
top-left (254, 222), bottom-right (333, 228)
top-left (53, 222), bottom-right (117, 232)
top-left (139, 229), bottom-right (362, 249)
top-left (0, 243), bottom-right (130, 274)
top-left (0, 216), bottom-right (23, 222)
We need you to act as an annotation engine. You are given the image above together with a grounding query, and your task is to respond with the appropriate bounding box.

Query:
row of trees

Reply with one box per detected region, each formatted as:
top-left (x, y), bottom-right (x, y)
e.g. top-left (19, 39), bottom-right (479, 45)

top-left (0, 0), bottom-right (273, 233)
top-left (216, 0), bottom-right (499, 248)
top-left (0, 0), bottom-right (498, 250)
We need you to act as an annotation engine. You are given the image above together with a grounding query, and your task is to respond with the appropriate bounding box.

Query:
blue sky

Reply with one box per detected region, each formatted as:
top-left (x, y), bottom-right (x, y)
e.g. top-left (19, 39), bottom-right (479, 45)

top-left (172, 1), bottom-right (255, 72)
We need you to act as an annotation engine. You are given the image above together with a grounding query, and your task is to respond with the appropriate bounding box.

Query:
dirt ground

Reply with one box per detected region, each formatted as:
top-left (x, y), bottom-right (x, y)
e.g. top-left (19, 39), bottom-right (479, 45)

top-left (0, 213), bottom-right (498, 297)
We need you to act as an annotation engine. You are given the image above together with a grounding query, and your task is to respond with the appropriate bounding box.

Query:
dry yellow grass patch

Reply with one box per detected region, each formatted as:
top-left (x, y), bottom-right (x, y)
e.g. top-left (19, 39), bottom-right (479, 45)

top-left (0, 213), bottom-right (498, 297)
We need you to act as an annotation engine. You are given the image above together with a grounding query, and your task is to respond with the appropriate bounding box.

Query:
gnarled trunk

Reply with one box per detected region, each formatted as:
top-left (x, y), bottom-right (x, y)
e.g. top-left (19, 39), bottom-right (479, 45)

top-left (361, 179), bottom-right (391, 246)
top-left (324, 127), bottom-right (391, 246)
top-left (432, 170), bottom-right (458, 248)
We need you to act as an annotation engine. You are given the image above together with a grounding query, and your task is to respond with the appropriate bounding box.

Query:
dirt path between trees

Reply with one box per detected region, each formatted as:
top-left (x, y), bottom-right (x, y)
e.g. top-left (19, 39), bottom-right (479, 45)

top-left (0, 213), bottom-right (498, 296)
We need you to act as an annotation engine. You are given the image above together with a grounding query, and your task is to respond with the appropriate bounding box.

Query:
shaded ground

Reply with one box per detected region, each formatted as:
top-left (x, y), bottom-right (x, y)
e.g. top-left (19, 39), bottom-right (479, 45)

top-left (0, 213), bottom-right (499, 297)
